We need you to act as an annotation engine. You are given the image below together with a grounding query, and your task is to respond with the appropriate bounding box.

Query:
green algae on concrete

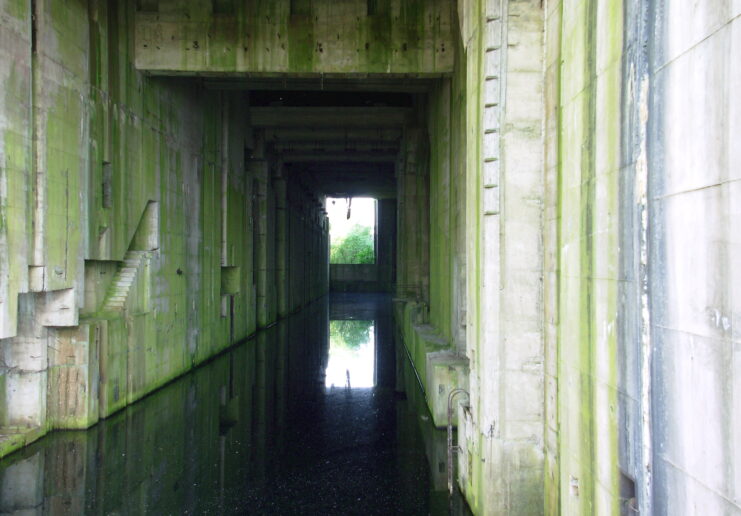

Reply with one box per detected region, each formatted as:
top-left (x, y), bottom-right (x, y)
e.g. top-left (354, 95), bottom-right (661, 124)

top-left (0, 17), bottom-right (32, 340)
top-left (552, 0), bottom-right (623, 513)
top-left (134, 0), bottom-right (454, 76)
top-left (0, 2), bottom-right (635, 514)
top-left (0, 0), bottom-right (329, 460)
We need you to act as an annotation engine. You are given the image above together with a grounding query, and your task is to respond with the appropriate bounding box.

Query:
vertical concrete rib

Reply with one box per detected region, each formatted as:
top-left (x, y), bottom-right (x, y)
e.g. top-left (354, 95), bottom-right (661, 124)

top-left (221, 94), bottom-right (229, 267)
top-left (274, 170), bottom-right (288, 318)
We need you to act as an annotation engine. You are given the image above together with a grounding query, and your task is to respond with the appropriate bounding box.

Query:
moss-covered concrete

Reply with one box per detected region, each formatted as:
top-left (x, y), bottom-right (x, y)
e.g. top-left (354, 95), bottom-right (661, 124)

top-left (3, 1), bottom-right (736, 514)
top-left (0, 298), bottom-right (328, 513)
top-left (134, 0), bottom-right (454, 76)
top-left (0, 0), bottom-right (328, 458)
top-left (544, 0), bottom-right (623, 513)
top-left (0, 0), bottom-right (32, 341)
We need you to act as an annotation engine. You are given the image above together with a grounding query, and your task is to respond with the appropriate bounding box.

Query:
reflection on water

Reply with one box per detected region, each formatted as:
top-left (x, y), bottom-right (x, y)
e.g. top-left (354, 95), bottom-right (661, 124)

top-left (326, 320), bottom-right (375, 388)
top-left (0, 294), bottom-right (470, 515)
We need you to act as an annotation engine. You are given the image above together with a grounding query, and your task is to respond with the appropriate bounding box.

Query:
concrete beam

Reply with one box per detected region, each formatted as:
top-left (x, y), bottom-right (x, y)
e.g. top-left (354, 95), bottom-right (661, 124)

top-left (204, 78), bottom-right (437, 92)
top-left (264, 128), bottom-right (402, 143)
top-left (279, 152), bottom-right (398, 163)
top-left (291, 162), bottom-right (395, 173)
top-left (250, 107), bottom-right (412, 128)
top-left (269, 142), bottom-right (400, 153)
top-left (134, 1), bottom-right (454, 76)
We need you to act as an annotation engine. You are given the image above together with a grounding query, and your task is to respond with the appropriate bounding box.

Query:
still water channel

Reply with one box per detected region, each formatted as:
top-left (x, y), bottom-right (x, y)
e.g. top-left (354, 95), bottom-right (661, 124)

top-left (0, 294), bottom-right (470, 515)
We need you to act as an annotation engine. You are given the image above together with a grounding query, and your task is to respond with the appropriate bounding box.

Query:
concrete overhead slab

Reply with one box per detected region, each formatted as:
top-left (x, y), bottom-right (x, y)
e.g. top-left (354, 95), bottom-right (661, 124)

top-left (250, 106), bottom-right (413, 128)
top-left (134, 0), bottom-right (454, 76)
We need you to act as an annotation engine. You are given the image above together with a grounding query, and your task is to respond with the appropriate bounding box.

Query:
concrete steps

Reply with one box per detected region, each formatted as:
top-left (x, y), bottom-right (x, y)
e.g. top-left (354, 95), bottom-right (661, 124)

top-left (101, 250), bottom-right (147, 312)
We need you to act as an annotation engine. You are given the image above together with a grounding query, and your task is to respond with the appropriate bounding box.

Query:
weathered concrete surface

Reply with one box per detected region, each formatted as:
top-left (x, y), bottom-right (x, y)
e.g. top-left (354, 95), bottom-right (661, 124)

top-left (134, 0), bottom-right (454, 76)
top-left (544, 0), bottom-right (741, 514)
top-left (0, 0), bottom-right (32, 342)
top-left (543, 0), bottom-right (624, 513)
top-left (455, 1), bottom-right (546, 513)
top-left (394, 1), bottom-right (547, 512)
top-left (0, 1), bottom-right (329, 458)
top-left (648, 2), bottom-right (741, 513)
top-left (0, 1), bottom-right (739, 515)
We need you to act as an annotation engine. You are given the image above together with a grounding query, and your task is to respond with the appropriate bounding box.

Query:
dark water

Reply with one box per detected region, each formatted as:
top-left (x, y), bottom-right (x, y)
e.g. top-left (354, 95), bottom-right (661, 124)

top-left (0, 294), bottom-right (470, 515)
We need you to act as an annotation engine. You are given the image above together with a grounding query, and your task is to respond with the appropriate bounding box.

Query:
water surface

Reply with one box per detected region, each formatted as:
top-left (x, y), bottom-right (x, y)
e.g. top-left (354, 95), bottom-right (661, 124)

top-left (0, 294), bottom-right (469, 515)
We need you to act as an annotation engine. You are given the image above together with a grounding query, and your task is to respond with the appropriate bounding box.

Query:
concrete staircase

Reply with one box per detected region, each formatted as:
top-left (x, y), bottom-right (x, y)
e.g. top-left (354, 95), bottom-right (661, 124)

top-left (101, 250), bottom-right (148, 312)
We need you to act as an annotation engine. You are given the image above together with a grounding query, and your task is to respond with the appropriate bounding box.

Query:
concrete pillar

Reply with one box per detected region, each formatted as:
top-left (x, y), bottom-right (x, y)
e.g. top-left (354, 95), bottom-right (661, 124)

top-left (285, 185), bottom-right (296, 313)
top-left (376, 199), bottom-right (397, 292)
top-left (46, 324), bottom-right (100, 429)
top-left (396, 128), bottom-right (430, 303)
top-left (274, 173), bottom-right (288, 318)
top-left (456, 2), bottom-right (546, 513)
top-left (250, 158), bottom-right (268, 327)
top-left (247, 136), bottom-right (276, 328)
top-left (247, 176), bottom-right (258, 335)
top-left (0, 294), bottom-right (51, 432)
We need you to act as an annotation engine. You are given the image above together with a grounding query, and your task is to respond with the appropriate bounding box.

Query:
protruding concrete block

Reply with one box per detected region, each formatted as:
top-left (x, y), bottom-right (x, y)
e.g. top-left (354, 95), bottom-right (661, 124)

top-left (3, 371), bottom-right (47, 428)
top-left (425, 351), bottom-right (469, 428)
top-left (36, 289), bottom-right (77, 328)
top-left (47, 325), bottom-right (99, 429)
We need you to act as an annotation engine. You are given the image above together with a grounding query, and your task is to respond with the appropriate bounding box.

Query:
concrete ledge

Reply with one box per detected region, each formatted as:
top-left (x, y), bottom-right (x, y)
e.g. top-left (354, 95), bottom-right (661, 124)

top-left (426, 351), bottom-right (469, 428)
top-left (393, 297), bottom-right (469, 429)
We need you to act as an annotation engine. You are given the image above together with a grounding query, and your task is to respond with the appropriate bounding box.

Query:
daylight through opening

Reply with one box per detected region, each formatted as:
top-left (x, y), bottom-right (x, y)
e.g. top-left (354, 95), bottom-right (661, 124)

top-left (327, 197), bottom-right (377, 265)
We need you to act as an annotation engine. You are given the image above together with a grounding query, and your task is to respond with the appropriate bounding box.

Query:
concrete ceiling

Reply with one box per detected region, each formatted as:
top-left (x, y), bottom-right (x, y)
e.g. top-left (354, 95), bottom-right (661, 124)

top-left (252, 91), bottom-right (415, 199)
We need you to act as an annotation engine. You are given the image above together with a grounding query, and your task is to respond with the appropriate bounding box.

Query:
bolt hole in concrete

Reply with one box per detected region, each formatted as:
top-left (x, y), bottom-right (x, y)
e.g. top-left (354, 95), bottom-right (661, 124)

top-left (0, 295), bottom-right (471, 515)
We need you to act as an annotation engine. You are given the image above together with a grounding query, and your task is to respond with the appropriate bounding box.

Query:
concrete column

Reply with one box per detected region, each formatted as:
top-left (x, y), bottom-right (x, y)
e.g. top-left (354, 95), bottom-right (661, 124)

top-left (376, 199), bottom-right (397, 292)
top-left (0, 295), bottom-right (47, 430)
top-left (301, 200), bottom-right (310, 306)
top-left (274, 173), bottom-right (288, 318)
top-left (46, 324), bottom-right (100, 429)
top-left (285, 185), bottom-right (296, 313)
top-left (396, 128), bottom-right (430, 303)
top-left (247, 137), bottom-right (270, 328)
top-left (320, 203), bottom-right (329, 296)
top-left (457, 1), bottom-right (546, 513)
top-left (220, 94), bottom-right (230, 267)
top-left (265, 174), bottom-right (278, 325)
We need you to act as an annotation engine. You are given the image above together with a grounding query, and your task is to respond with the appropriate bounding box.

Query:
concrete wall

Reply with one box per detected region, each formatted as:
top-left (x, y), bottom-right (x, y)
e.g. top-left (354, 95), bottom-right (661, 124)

top-left (544, 0), bottom-right (741, 514)
top-left (0, 1), bottom-right (328, 458)
top-left (330, 264), bottom-right (378, 291)
top-left (644, 2), bottom-right (740, 513)
top-left (543, 0), bottom-right (623, 513)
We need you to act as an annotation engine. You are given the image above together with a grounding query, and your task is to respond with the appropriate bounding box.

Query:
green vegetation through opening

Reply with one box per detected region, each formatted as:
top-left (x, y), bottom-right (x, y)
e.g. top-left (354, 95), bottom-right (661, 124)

top-left (326, 197), bottom-right (376, 264)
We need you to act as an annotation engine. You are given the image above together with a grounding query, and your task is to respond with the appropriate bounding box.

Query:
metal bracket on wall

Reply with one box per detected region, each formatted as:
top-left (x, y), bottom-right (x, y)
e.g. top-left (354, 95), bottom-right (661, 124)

top-left (447, 387), bottom-right (470, 495)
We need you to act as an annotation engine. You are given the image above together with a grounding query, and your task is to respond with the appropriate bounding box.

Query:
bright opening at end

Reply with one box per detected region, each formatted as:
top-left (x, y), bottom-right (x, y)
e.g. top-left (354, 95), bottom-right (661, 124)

top-left (326, 197), bottom-right (376, 264)
top-left (325, 320), bottom-right (375, 389)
